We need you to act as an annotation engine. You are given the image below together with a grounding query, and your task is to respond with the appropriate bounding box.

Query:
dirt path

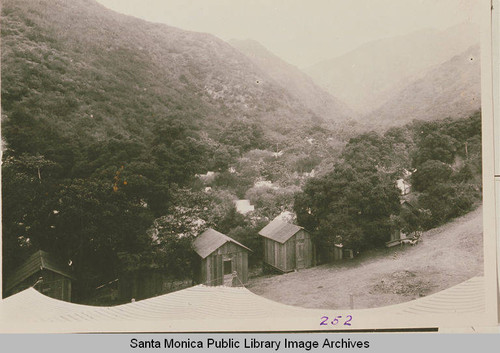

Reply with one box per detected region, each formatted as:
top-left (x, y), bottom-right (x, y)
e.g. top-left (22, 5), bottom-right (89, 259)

top-left (247, 206), bottom-right (483, 309)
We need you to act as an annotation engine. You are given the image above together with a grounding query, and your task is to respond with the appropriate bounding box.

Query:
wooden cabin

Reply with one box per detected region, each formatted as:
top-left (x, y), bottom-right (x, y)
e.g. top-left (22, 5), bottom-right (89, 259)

top-left (327, 244), bottom-right (354, 261)
top-left (116, 270), bottom-right (192, 303)
top-left (193, 228), bottom-right (251, 286)
top-left (396, 178), bottom-right (411, 195)
top-left (385, 228), bottom-right (408, 247)
top-left (235, 199), bottom-right (255, 214)
top-left (343, 249), bottom-right (354, 259)
top-left (259, 219), bottom-right (313, 272)
top-left (4, 250), bottom-right (74, 301)
top-left (332, 244), bottom-right (343, 261)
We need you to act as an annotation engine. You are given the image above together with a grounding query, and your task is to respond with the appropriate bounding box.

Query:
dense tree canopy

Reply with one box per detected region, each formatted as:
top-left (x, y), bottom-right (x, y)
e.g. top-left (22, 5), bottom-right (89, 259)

top-left (294, 163), bottom-right (401, 258)
top-left (1, 0), bottom-right (483, 304)
top-left (294, 111), bottom-right (482, 260)
top-left (408, 111), bottom-right (482, 228)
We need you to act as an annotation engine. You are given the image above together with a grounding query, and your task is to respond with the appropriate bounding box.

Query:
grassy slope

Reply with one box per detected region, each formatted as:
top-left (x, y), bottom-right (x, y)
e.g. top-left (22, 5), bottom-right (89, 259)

top-left (247, 206), bottom-right (483, 309)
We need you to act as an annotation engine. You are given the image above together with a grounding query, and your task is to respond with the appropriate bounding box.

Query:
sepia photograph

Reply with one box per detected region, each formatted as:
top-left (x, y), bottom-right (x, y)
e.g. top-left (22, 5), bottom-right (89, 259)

top-left (0, 0), bottom-right (497, 332)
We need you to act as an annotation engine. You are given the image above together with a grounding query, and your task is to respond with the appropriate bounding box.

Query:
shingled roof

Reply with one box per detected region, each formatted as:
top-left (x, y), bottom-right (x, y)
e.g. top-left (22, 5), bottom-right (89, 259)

top-left (258, 219), bottom-right (303, 244)
top-left (5, 250), bottom-right (75, 292)
top-left (193, 228), bottom-right (251, 259)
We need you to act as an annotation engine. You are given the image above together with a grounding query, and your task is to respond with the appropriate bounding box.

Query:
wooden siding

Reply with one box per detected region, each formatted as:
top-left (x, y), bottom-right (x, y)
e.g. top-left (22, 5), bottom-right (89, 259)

top-left (263, 238), bottom-right (275, 268)
top-left (8, 269), bottom-right (72, 302)
top-left (385, 228), bottom-right (408, 247)
top-left (332, 246), bottom-right (343, 261)
top-left (285, 236), bottom-right (296, 271)
top-left (343, 249), bottom-right (354, 259)
top-left (117, 270), bottom-right (192, 302)
top-left (295, 229), bottom-right (313, 269)
top-left (262, 229), bottom-right (313, 272)
top-left (390, 229), bottom-right (401, 242)
top-left (198, 242), bottom-right (249, 286)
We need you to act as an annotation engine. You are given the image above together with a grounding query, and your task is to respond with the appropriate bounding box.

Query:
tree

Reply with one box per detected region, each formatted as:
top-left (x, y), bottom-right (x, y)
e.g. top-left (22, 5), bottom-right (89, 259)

top-left (412, 131), bottom-right (458, 166)
top-left (392, 204), bottom-right (431, 238)
top-left (294, 163), bottom-right (401, 259)
top-left (341, 131), bottom-right (390, 171)
top-left (219, 119), bottom-right (266, 153)
top-left (144, 187), bottom-right (248, 278)
top-left (418, 182), bottom-right (477, 227)
top-left (1, 153), bottom-right (59, 281)
top-left (228, 221), bottom-right (266, 267)
top-left (151, 118), bottom-right (210, 184)
top-left (245, 186), bottom-right (297, 221)
top-left (1, 151), bottom-right (155, 299)
top-left (411, 160), bottom-right (453, 192)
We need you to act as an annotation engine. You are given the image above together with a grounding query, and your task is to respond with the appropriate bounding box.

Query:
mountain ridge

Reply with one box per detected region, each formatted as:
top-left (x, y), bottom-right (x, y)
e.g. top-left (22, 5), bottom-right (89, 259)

top-left (366, 45), bottom-right (480, 126)
top-left (229, 38), bottom-right (353, 121)
top-left (304, 23), bottom-right (479, 116)
top-left (2, 0), bottom-right (350, 152)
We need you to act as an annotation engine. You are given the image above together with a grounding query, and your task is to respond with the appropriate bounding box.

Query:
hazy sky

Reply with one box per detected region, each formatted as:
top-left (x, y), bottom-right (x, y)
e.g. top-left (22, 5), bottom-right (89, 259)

top-left (96, 0), bottom-right (481, 68)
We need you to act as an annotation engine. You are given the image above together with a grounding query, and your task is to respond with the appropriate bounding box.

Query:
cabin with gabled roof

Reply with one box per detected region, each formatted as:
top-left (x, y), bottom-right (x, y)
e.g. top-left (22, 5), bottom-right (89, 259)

top-left (259, 219), bottom-right (314, 272)
top-left (4, 250), bottom-right (74, 301)
top-left (193, 228), bottom-right (251, 286)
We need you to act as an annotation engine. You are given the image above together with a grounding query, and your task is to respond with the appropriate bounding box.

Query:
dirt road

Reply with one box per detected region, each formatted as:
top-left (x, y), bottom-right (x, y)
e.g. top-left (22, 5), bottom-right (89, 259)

top-left (247, 206), bottom-right (483, 309)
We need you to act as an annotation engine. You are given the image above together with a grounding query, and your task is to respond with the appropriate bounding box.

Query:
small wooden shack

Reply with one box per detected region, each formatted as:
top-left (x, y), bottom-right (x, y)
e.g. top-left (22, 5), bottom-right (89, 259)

top-left (259, 219), bottom-right (313, 272)
top-left (193, 228), bottom-right (251, 286)
top-left (396, 178), bottom-right (411, 195)
top-left (332, 244), bottom-right (343, 261)
top-left (327, 243), bottom-right (354, 261)
top-left (4, 250), bottom-right (74, 301)
top-left (234, 199), bottom-right (255, 214)
top-left (385, 228), bottom-right (408, 247)
top-left (116, 270), bottom-right (192, 303)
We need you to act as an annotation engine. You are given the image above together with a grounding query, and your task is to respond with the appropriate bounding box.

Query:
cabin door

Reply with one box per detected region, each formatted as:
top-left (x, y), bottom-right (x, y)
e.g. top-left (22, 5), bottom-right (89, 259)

top-left (224, 260), bottom-right (232, 275)
top-left (296, 239), bottom-right (305, 269)
top-left (223, 257), bottom-right (233, 286)
top-left (208, 255), bottom-right (223, 286)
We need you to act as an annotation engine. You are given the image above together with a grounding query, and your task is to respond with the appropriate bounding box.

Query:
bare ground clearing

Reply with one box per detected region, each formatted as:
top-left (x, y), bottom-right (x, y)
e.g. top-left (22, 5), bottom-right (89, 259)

top-left (246, 206), bottom-right (483, 309)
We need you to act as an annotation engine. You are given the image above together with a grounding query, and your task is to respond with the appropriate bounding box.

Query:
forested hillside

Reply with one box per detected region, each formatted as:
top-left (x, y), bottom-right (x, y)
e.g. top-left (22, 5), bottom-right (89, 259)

top-left (229, 39), bottom-right (354, 121)
top-left (1, 0), bottom-right (483, 303)
top-left (295, 112), bottom-right (482, 261)
top-left (1, 0), bottom-right (354, 299)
